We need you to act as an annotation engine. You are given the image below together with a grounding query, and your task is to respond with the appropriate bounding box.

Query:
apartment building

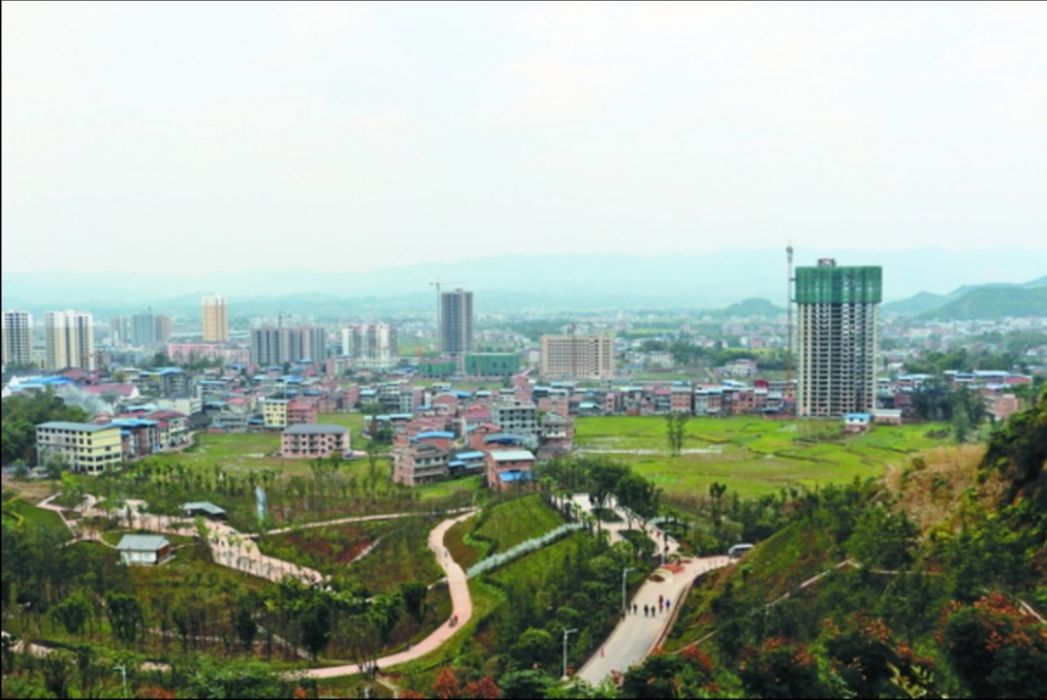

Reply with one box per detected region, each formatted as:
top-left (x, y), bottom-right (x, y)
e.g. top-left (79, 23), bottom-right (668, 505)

top-left (795, 259), bottom-right (881, 417)
top-left (492, 400), bottom-right (538, 439)
top-left (2, 310), bottom-right (32, 367)
top-left (485, 449), bottom-right (536, 491)
top-left (340, 323), bottom-right (398, 368)
top-left (201, 295), bottom-right (229, 342)
top-left (45, 310), bottom-right (95, 371)
top-left (36, 421), bottom-right (122, 474)
top-left (251, 326), bottom-right (327, 367)
top-left (440, 289), bottom-right (473, 358)
top-left (262, 398), bottom-right (289, 429)
top-left (280, 424), bottom-right (350, 458)
top-left (539, 335), bottom-right (614, 380)
top-left (393, 442), bottom-right (450, 486)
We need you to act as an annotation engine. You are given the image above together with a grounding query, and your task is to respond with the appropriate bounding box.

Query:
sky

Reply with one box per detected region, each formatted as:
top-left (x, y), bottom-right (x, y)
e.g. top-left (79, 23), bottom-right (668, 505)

top-left (3, 1), bottom-right (1046, 276)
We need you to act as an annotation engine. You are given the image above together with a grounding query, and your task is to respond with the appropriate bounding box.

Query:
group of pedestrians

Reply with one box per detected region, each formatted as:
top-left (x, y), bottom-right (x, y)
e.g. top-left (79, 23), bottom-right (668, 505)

top-left (630, 594), bottom-right (671, 617)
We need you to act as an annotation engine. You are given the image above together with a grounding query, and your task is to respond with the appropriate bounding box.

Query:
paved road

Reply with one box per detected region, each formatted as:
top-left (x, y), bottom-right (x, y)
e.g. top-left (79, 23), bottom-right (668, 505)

top-left (568, 493), bottom-right (732, 684)
top-left (576, 554), bottom-right (730, 684)
top-left (264, 506), bottom-right (475, 536)
top-left (302, 510), bottom-right (478, 679)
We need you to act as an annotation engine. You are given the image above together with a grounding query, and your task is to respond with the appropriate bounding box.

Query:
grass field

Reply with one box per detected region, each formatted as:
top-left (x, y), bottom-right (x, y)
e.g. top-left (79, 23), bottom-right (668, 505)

top-left (2, 497), bottom-right (69, 538)
top-left (444, 495), bottom-right (564, 569)
top-left (575, 416), bottom-right (949, 498)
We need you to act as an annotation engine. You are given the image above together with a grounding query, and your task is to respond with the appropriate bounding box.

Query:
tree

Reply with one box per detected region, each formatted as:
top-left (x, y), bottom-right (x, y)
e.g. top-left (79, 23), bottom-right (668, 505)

top-left (400, 581), bottom-right (428, 624)
top-left (846, 504), bottom-right (918, 570)
top-left (234, 594), bottom-right (258, 652)
top-left (941, 593), bottom-right (1047, 698)
top-left (51, 590), bottom-right (91, 634)
top-left (105, 591), bottom-right (144, 646)
top-left (498, 670), bottom-right (556, 699)
top-left (509, 627), bottom-right (556, 670)
top-left (432, 667), bottom-right (462, 699)
top-left (738, 638), bottom-right (825, 699)
top-left (463, 676), bottom-right (502, 699)
top-left (40, 651), bottom-right (74, 699)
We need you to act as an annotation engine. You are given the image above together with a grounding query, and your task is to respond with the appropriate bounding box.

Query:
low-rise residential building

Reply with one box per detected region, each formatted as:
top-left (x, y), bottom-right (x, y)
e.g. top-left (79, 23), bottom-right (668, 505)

top-left (485, 449), bottom-right (536, 491)
top-left (35, 421), bottom-right (122, 474)
top-left (280, 424), bottom-right (350, 458)
top-left (844, 412), bottom-right (872, 433)
top-left (286, 398), bottom-right (318, 426)
top-left (117, 534), bottom-right (172, 566)
top-left (393, 442), bottom-right (449, 486)
top-left (262, 398), bottom-right (289, 429)
top-left (492, 400), bottom-right (538, 440)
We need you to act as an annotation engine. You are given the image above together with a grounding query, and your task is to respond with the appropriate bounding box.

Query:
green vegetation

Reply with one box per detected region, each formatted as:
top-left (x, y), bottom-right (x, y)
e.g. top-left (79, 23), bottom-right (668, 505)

top-left (575, 415), bottom-right (947, 498)
top-left (1, 390), bottom-right (88, 466)
top-left (648, 388), bottom-right (1047, 700)
top-left (443, 495), bottom-right (565, 570)
top-left (1, 496), bottom-right (68, 539)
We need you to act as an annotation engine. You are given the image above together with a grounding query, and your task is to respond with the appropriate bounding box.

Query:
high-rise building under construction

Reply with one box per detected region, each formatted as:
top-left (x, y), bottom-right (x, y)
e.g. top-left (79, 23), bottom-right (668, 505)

top-left (795, 259), bottom-right (881, 417)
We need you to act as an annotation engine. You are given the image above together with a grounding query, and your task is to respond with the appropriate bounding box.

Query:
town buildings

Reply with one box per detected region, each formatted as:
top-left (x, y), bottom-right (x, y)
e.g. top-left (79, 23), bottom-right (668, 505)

top-left (251, 326), bottom-right (327, 368)
top-left (539, 334), bottom-right (614, 380)
top-left (795, 259), bottom-right (881, 417)
top-left (2, 310), bottom-right (32, 367)
top-left (44, 310), bottom-right (95, 371)
top-left (280, 423), bottom-right (350, 458)
top-left (201, 295), bottom-right (228, 342)
top-left (35, 420), bottom-right (122, 474)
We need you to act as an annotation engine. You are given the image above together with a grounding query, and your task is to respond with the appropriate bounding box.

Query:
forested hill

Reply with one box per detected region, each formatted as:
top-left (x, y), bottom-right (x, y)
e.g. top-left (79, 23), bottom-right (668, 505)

top-left (652, 388), bottom-right (1047, 699)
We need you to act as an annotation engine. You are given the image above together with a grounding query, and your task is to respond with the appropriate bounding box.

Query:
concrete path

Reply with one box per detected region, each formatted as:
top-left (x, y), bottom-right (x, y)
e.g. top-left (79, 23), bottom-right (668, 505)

top-left (302, 510), bottom-right (478, 679)
top-left (264, 506), bottom-right (475, 537)
top-left (577, 555), bottom-right (730, 684)
top-left (568, 493), bottom-right (732, 684)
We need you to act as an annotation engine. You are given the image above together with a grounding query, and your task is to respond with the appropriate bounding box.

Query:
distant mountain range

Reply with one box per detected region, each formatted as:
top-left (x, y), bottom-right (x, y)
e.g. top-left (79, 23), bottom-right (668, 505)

top-left (883, 275), bottom-right (1047, 320)
top-left (2, 249), bottom-right (1044, 318)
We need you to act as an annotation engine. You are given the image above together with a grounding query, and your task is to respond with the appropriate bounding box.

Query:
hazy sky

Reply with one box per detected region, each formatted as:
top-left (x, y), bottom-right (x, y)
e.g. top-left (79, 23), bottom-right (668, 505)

top-left (3, 1), bottom-right (1046, 275)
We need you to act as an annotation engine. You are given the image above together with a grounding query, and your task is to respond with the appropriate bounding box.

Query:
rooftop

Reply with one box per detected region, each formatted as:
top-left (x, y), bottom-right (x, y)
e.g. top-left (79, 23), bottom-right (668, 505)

top-left (283, 424), bottom-right (348, 435)
top-left (37, 421), bottom-right (119, 433)
top-left (116, 534), bottom-right (170, 551)
top-left (489, 449), bottom-right (536, 462)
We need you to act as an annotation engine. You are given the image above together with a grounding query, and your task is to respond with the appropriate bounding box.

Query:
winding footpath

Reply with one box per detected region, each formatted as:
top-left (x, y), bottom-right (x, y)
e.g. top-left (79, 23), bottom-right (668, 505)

top-left (302, 509), bottom-right (478, 679)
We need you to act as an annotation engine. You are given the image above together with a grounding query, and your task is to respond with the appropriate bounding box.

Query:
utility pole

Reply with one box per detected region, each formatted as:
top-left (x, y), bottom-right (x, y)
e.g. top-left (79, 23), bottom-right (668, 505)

top-left (621, 566), bottom-right (634, 614)
top-left (562, 627), bottom-right (579, 679)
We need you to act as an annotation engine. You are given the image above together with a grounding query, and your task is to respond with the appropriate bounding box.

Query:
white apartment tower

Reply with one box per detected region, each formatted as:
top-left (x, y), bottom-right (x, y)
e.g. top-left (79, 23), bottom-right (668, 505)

top-left (44, 310), bottom-right (95, 371)
top-left (340, 323), bottom-right (398, 368)
top-left (2, 311), bottom-right (32, 367)
top-left (201, 295), bottom-right (228, 342)
top-left (795, 259), bottom-right (882, 417)
top-left (539, 335), bottom-right (614, 380)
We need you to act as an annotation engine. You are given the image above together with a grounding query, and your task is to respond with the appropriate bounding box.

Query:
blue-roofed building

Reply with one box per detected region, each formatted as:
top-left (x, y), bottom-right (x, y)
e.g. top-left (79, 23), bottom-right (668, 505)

top-left (844, 412), bottom-right (872, 433)
top-left (485, 448), bottom-right (536, 491)
top-left (449, 450), bottom-right (485, 474)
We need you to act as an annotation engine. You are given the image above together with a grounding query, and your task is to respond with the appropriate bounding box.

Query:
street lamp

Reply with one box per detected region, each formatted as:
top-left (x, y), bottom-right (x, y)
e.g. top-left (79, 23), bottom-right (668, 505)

top-left (621, 567), bottom-right (634, 614)
top-left (114, 664), bottom-right (128, 698)
top-left (562, 628), bottom-right (578, 679)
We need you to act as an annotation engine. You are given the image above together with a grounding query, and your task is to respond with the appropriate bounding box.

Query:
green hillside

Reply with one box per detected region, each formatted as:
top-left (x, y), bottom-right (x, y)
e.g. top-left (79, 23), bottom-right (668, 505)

top-left (919, 285), bottom-right (1047, 320)
top-left (652, 389), bottom-right (1047, 699)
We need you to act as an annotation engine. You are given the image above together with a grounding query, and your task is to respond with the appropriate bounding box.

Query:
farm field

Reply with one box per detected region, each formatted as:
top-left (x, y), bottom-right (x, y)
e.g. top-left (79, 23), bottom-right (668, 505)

top-left (575, 416), bottom-right (949, 498)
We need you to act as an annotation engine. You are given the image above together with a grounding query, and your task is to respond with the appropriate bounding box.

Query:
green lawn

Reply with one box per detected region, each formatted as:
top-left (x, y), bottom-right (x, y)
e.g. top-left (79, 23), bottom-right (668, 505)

top-left (471, 494), bottom-right (564, 556)
top-left (575, 416), bottom-right (949, 498)
top-left (2, 498), bottom-right (69, 538)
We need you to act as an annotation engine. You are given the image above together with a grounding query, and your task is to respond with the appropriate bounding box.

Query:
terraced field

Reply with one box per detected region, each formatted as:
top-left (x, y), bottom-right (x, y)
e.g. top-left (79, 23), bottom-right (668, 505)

top-left (575, 416), bottom-right (949, 497)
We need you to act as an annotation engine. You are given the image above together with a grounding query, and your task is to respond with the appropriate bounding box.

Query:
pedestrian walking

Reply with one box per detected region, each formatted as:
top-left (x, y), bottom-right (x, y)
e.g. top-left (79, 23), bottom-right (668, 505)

top-left (633, 603), bottom-right (638, 614)
top-left (666, 599), bottom-right (671, 612)
top-left (643, 604), bottom-right (649, 617)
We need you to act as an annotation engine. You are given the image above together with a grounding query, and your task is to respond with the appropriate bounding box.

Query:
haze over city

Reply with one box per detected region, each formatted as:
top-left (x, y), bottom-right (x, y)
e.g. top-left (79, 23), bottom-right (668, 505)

top-left (3, 1), bottom-right (1046, 282)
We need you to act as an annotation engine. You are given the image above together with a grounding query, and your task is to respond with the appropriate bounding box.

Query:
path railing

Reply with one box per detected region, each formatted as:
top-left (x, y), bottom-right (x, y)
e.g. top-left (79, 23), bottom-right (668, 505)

top-left (466, 522), bottom-right (584, 578)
